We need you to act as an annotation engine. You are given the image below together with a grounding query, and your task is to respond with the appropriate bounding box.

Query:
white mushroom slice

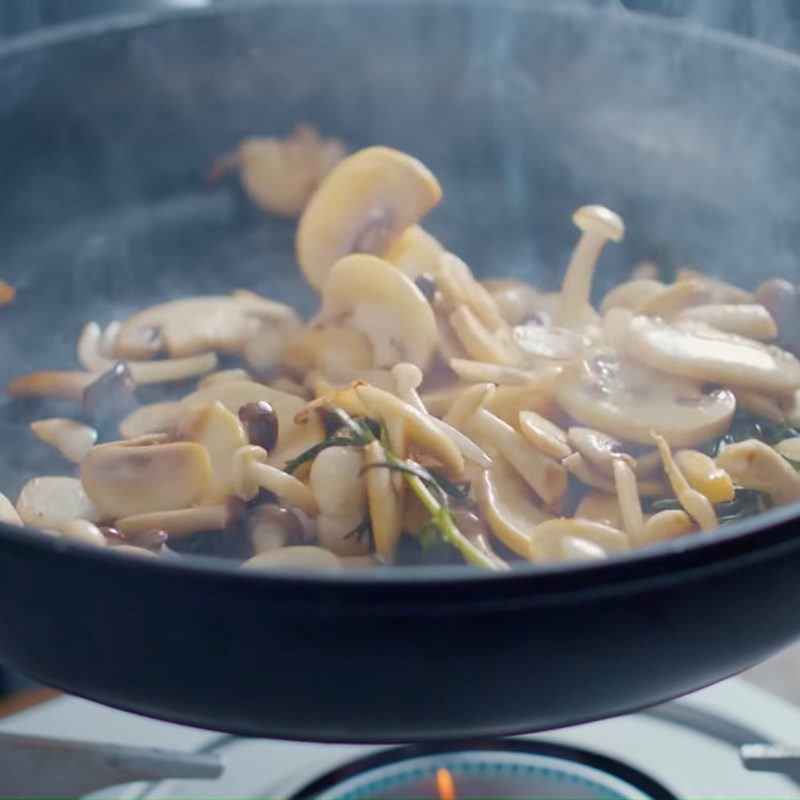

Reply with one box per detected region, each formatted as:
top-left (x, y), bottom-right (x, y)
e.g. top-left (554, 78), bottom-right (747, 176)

top-left (640, 510), bottom-right (694, 546)
top-left (81, 439), bottom-right (211, 519)
top-left (321, 255), bottom-right (437, 369)
top-left (364, 440), bottom-right (403, 562)
top-left (309, 446), bottom-right (367, 519)
top-left (653, 434), bottom-right (717, 531)
top-left (556, 350), bottom-right (736, 446)
top-left (356, 384), bottom-right (465, 478)
top-left (119, 402), bottom-right (186, 439)
top-left (78, 322), bottom-right (218, 384)
top-left (561, 536), bottom-right (608, 562)
top-left (567, 427), bottom-right (635, 477)
top-left (198, 369), bottom-right (252, 388)
top-left (487, 381), bottom-right (563, 428)
top-left (775, 437), bottom-right (800, 463)
top-left (17, 477), bottom-right (102, 529)
top-left (7, 371), bottom-right (94, 401)
top-left (449, 359), bottom-right (541, 385)
top-left (734, 390), bottom-right (786, 424)
top-left (183, 380), bottom-right (324, 468)
top-left (675, 268), bottom-right (754, 304)
top-left (675, 304), bottom-right (778, 341)
top-left (621, 316), bottom-right (800, 394)
top-left (717, 439), bottom-right (800, 505)
top-left (30, 418), bottom-right (97, 464)
top-left (243, 324), bottom-right (293, 375)
top-left (297, 146), bottom-right (442, 290)
top-left (421, 384), bottom-right (469, 418)
top-left (612, 459), bottom-right (644, 542)
top-left (475, 460), bottom-right (551, 558)
top-left (554, 205), bottom-right (625, 328)
top-left (574, 491), bottom-right (623, 528)
top-left (633, 279), bottom-right (711, 318)
top-left (563, 452), bottom-right (665, 497)
top-left (435, 252), bottom-right (503, 330)
top-left (233, 445), bottom-right (318, 516)
top-left (228, 126), bottom-right (345, 218)
top-left (384, 225), bottom-right (444, 279)
top-left (518, 410), bottom-right (571, 460)
top-left (601, 279), bottom-right (664, 314)
top-left (513, 323), bottom-right (586, 362)
top-left (311, 325), bottom-right (375, 375)
top-left (116, 506), bottom-right (227, 538)
top-left (673, 450), bottom-right (734, 504)
top-left (269, 376), bottom-right (309, 398)
top-left (470, 408), bottom-right (566, 506)
top-left (482, 280), bottom-right (558, 326)
top-left (177, 402), bottom-right (249, 503)
top-left (0, 491), bottom-right (22, 526)
top-left (530, 518), bottom-right (629, 563)
top-left (449, 305), bottom-right (516, 365)
top-left (443, 382), bottom-right (495, 430)
top-left (243, 546), bottom-right (343, 572)
top-left (52, 519), bottom-right (107, 548)
top-left (116, 295), bottom-right (296, 359)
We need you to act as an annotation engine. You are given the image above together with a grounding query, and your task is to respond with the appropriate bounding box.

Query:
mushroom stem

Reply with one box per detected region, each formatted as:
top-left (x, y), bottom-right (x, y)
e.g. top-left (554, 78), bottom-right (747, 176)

top-left (613, 459), bottom-right (644, 544)
top-left (116, 506), bottom-right (227, 538)
top-left (716, 439), bottom-right (800, 505)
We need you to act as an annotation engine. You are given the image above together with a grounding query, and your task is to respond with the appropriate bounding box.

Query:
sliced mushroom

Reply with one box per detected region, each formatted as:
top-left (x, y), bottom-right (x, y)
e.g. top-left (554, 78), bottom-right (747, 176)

top-left (364, 439), bottom-right (403, 562)
top-left (633, 279), bottom-right (711, 318)
top-left (116, 506), bottom-right (227, 538)
top-left (448, 359), bottom-right (542, 385)
top-left (52, 519), bottom-right (107, 548)
top-left (621, 316), bottom-right (800, 394)
top-left (560, 536), bottom-right (608, 562)
top-left (567, 427), bottom-right (635, 477)
top-left (673, 450), bottom-right (734, 504)
top-left (0, 491), bottom-right (22, 526)
top-left (198, 369), bottom-right (252, 388)
top-left (529, 518), bottom-right (629, 563)
top-left (735, 390), bottom-right (786, 424)
top-left (296, 146), bottom-right (442, 290)
top-left (601, 279), bottom-right (664, 314)
top-left (513, 322), bottom-right (586, 362)
top-left (717, 439), bottom-right (800, 505)
top-left (554, 205), bottom-right (625, 328)
top-left (119, 402), bottom-right (186, 439)
top-left (8, 371), bottom-right (94, 401)
top-left (449, 305), bottom-right (516, 366)
top-left (243, 546), bottom-right (343, 572)
top-left (17, 477), bottom-right (102, 529)
top-left (563, 452), bottom-right (665, 497)
top-left (384, 225), bottom-right (444, 279)
top-left (30, 418), bottom-right (97, 464)
top-left (574, 491), bottom-right (623, 528)
top-left (755, 278), bottom-right (800, 355)
top-left (183, 380), bottom-right (324, 469)
top-left (775, 437), bottom-right (800, 463)
top-left (487, 381), bottom-right (564, 428)
top-left (481, 280), bottom-right (558, 326)
top-left (309, 446), bottom-right (367, 519)
top-left (81, 439), bottom-right (211, 519)
top-left (247, 504), bottom-right (307, 553)
top-left (612, 459), bottom-right (644, 542)
top-left (475, 460), bottom-right (551, 558)
top-left (177, 402), bottom-right (249, 503)
top-left (556, 349), bottom-right (736, 446)
top-left (309, 325), bottom-right (375, 376)
top-left (675, 304), bottom-right (777, 341)
top-left (639, 509), bottom-right (694, 546)
top-left (317, 512), bottom-right (371, 558)
top-left (519, 410), bottom-right (571, 460)
top-left (435, 252), bottom-right (503, 330)
top-left (676, 268), bottom-right (753, 304)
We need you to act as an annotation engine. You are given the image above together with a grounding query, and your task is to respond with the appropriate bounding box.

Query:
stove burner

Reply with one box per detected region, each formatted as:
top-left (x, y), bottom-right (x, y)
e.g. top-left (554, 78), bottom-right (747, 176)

top-left (292, 741), bottom-right (677, 800)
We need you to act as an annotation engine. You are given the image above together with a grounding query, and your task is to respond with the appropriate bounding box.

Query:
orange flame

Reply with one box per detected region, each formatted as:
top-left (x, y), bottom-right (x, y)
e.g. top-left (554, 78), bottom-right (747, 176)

top-left (436, 767), bottom-right (457, 800)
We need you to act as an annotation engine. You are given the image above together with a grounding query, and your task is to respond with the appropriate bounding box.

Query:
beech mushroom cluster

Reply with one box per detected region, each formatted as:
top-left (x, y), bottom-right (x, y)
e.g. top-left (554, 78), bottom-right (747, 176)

top-left (5, 133), bottom-right (800, 571)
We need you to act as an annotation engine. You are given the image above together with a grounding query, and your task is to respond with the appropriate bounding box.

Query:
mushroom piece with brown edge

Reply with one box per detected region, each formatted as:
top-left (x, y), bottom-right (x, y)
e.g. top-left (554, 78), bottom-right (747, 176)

top-left (320, 255), bottom-right (438, 370)
top-left (556, 349), bottom-right (736, 447)
top-left (8, 371), bottom-right (94, 401)
top-left (717, 439), bottom-right (800, 505)
top-left (296, 146), bottom-right (442, 290)
top-left (554, 205), bottom-right (625, 328)
top-left (16, 477), bottom-right (102, 529)
top-left (81, 438), bottom-right (211, 519)
top-left (30, 418), bottom-right (97, 464)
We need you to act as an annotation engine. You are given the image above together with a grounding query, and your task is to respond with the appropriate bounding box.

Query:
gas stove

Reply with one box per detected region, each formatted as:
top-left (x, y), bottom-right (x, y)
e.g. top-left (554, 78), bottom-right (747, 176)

top-left (1, 679), bottom-right (800, 799)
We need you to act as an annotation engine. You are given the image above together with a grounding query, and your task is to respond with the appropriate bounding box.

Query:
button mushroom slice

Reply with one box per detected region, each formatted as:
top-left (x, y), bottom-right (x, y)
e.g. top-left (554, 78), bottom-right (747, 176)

top-left (184, 380), bottom-right (324, 469)
top-left (384, 225), bottom-right (444, 279)
top-left (363, 440), bottom-right (403, 563)
top-left (560, 536), bottom-right (608, 562)
top-left (530, 518), bottom-right (629, 563)
top-left (487, 381), bottom-right (564, 429)
top-left (475, 460), bottom-right (551, 558)
top-left (0, 491), bottom-right (22, 526)
top-left (633, 279), bottom-right (712, 318)
top-left (775, 437), bottom-right (800, 463)
top-left (755, 278), bottom-right (800, 355)
top-left (612, 459), bottom-right (644, 543)
top-left (243, 546), bottom-right (343, 572)
top-left (676, 268), bottom-right (754, 304)
top-left (640, 509), bottom-right (695, 546)
top-left (296, 146), bottom-right (442, 290)
top-left (309, 446), bottom-right (367, 519)
top-left (481, 280), bottom-right (558, 326)
top-left (320, 254), bottom-right (438, 369)
top-left (7, 371), bottom-right (95, 401)
top-left (574, 491), bottom-right (623, 528)
top-left (673, 450), bottom-right (735, 504)
top-left (356, 383), bottom-right (465, 479)
top-left (634, 449), bottom-right (664, 478)
top-left (448, 358), bottom-right (546, 386)
top-left (653, 434), bottom-right (718, 531)
top-left (621, 316), bottom-right (800, 394)
top-left (51, 519), bottom-right (107, 548)
top-left (674, 304), bottom-right (778, 341)
top-left (734, 390), bottom-right (786, 425)
top-left (513, 322), bottom-right (587, 363)
top-left (601, 279), bottom-right (665, 315)
top-left (16, 477), bottom-right (103, 529)
top-left (233, 445), bottom-right (318, 516)
top-left (563, 452), bottom-right (665, 497)
top-left (176, 402), bottom-right (249, 503)
top-left (81, 439), bottom-right (211, 519)
top-left (30, 418), bottom-right (97, 464)
top-left (435, 252), bottom-right (503, 330)
top-left (519, 410), bottom-right (571, 460)
top-left (717, 439), bottom-right (800, 506)
top-left (198, 369), bottom-right (252, 389)
top-left (554, 205), bottom-right (625, 328)
top-left (118, 402), bottom-right (186, 439)
top-left (449, 305), bottom-right (517, 366)
top-left (556, 349), bottom-right (736, 447)
top-left (116, 506), bottom-right (227, 539)
top-left (78, 322), bottom-right (218, 384)
top-left (567, 427), bottom-right (635, 478)
top-left (308, 325), bottom-right (375, 376)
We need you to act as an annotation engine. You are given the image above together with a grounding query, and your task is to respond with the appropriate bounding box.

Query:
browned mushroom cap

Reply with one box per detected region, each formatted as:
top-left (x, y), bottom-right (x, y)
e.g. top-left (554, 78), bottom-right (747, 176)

top-left (296, 146), bottom-right (442, 290)
top-left (81, 439), bottom-right (211, 518)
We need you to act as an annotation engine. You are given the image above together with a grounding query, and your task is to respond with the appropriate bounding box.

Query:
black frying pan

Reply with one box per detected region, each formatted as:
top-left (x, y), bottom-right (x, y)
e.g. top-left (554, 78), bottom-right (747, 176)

top-left (1, 0), bottom-right (800, 743)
